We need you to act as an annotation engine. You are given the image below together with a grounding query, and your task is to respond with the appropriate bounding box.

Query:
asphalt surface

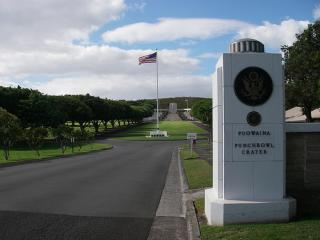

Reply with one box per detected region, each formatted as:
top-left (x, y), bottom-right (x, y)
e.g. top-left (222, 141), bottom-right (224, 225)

top-left (0, 140), bottom-right (179, 240)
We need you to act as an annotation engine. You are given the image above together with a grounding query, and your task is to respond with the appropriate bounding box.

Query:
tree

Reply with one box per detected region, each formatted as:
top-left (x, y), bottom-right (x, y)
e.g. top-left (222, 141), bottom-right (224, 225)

top-left (78, 94), bottom-right (107, 134)
top-left (191, 99), bottom-right (212, 126)
top-left (51, 125), bottom-right (72, 154)
top-left (101, 100), bottom-right (111, 131)
top-left (107, 100), bottom-right (118, 128)
top-left (0, 86), bottom-right (32, 117)
top-left (75, 101), bottom-right (93, 133)
top-left (282, 20), bottom-right (320, 122)
top-left (72, 129), bottom-right (89, 151)
top-left (129, 105), bottom-right (153, 124)
top-left (57, 96), bottom-right (92, 132)
top-left (115, 101), bottom-right (131, 126)
top-left (0, 108), bottom-right (22, 160)
top-left (24, 127), bottom-right (48, 157)
top-left (19, 93), bottom-right (66, 127)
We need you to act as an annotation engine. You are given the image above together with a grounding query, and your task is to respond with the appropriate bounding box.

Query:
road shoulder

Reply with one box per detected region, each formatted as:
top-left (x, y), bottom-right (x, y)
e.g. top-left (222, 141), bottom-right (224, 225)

top-left (147, 146), bottom-right (201, 240)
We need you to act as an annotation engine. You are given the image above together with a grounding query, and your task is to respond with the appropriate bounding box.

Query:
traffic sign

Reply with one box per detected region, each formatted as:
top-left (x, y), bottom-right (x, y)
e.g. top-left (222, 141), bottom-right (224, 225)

top-left (187, 133), bottom-right (197, 140)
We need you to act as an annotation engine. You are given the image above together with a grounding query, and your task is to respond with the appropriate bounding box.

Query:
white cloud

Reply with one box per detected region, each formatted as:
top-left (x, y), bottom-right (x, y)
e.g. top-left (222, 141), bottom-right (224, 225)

top-left (198, 52), bottom-right (222, 59)
top-left (0, 1), bottom-right (309, 100)
top-left (0, 1), bottom-right (213, 100)
top-left (35, 74), bottom-right (211, 100)
top-left (0, 0), bottom-right (126, 49)
top-left (0, 45), bottom-right (198, 77)
top-left (103, 17), bottom-right (309, 50)
top-left (102, 18), bottom-right (253, 44)
top-left (128, 1), bottom-right (146, 12)
top-left (0, 42), bottom-right (205, 99)
top-left (237, 19), bottom-right (309, 48)
top-left (179, 40), bottom-right (197, 46)
top-left (314, 5), bottom-right (320, 20)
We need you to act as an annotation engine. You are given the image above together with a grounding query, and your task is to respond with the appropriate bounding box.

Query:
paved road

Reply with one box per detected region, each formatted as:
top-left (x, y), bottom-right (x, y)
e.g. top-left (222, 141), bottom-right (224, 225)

top-left (0, 140), bottom-right (179, 240)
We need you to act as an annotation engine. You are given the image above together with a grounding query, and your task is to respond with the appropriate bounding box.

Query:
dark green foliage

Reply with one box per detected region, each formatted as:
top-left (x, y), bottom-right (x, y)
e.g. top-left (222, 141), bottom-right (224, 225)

top-left (51, 125), bottom-right (72, 154)
top-left (0, 108), bottom-right (22, 160)
top-left (72, 129), bottom-right (91, 151)
top-left (282, 20), bottom-right (320, 122)
top-left (129, 105), bottom-right (154, 124)
top-left (0, 86), bottom-right (155, 159)
top-left (24, 127), bottom-right (48, 157)
top-left (0, 86), bottom-right (158, 132)
top-left (57, 95), bottom-right (93, 132)
top-left (18, 93), bottom-right (66, 127)
top-left (78, 94), bottom-right (109, 133)
top-left (127, 99), bottom-right (155, 108)
top-left (191, 99), bottom-right (212, 125)
top-left (0, 86), bottom-right (33, 117)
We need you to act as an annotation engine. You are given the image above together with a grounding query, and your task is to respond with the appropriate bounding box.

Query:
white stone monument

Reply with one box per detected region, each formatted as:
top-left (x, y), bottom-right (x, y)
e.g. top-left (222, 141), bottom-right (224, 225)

top-left (205, 39), bottom-right (296, 225)
top-left (169, 103), bottom-right (177, 113)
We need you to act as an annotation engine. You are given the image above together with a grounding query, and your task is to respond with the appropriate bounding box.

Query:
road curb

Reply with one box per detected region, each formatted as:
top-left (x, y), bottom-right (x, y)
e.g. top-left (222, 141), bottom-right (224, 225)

top-left (178, 147), bottom-right (201, 240)
top-left (147, 146), bottom-right (188, 240)
top-left (147, 145), bottom-right (202, 240)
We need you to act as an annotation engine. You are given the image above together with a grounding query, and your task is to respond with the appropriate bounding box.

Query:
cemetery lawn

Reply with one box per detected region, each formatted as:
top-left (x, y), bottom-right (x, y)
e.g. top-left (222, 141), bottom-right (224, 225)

top-left (180, 144), bottom-right (212, 189)
top-left (0, 143), bottom-right (112, 165)
top-left (195, 198), bottom-right (320, 240)
top-left (112, 121), bottom-right (207, 141)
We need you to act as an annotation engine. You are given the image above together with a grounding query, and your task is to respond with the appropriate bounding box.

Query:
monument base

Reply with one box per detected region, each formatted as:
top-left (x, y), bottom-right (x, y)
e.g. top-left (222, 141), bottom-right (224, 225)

top-left (148, 130), bottom-right (168, 138)
top-left (205, 188), bottom-right (296, 226)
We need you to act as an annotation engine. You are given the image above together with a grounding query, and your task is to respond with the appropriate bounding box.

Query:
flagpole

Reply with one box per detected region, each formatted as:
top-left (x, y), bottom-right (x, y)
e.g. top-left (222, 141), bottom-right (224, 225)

top-left (156, 49), bottom-right (159, 131)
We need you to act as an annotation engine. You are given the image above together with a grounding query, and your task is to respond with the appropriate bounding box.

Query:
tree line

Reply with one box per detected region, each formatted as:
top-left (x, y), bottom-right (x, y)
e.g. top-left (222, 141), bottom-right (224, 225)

top-left (191, 99), bottom-right (212, 126)
top-left (282, 20), bottom-right (320, 122)
top-left (0, 86), bottom-right (154, 160)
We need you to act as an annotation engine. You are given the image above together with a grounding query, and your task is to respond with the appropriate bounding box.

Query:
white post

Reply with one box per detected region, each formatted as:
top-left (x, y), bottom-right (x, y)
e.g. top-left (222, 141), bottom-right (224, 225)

top-left (156, 50), bottom-right (159, 131)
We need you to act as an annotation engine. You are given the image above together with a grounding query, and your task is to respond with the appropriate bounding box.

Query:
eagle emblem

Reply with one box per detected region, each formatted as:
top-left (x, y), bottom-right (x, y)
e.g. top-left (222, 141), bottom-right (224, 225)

top-left (234, 67), bottom-right (273, 106)
top-left (241, 71), bottom-right (266, 100)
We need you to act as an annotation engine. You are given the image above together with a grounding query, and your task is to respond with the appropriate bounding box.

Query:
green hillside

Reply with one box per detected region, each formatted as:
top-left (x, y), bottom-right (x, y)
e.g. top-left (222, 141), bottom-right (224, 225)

top-left (131, 97), bottom-right (210, 110)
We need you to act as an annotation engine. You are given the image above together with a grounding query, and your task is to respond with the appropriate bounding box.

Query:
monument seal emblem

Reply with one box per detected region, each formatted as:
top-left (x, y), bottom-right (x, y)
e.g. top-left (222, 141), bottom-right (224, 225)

top-left (234, 67), bottom-right (273, 106)
top-left (247, 111), bottom-right (261, 126)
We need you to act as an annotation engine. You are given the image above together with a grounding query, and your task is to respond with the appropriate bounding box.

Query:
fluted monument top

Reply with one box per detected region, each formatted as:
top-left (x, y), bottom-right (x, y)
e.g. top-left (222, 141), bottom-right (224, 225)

top-left (229, 38), bottom-right (264, 53)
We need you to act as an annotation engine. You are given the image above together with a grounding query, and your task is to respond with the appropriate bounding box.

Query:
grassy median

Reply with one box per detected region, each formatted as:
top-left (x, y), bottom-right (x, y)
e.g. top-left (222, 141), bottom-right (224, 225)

top-left (0, 143), bottom-right (112, 165)
top-left (112, 121), bottom-right (207, 141)
top-left (180, 144), bottom-right (212, 189)
top-left (195, 198), bottom-right (320, 240)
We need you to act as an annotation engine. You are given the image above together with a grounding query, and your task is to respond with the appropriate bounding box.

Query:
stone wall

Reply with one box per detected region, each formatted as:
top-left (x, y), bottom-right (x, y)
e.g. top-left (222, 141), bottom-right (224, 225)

top-left (286, 132), bottom-right (320, 216)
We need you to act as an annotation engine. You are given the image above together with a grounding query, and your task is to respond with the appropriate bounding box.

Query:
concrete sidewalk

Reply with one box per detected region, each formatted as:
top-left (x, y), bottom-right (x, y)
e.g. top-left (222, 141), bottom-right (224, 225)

top-left (147, 147), bottom-right (201, 240)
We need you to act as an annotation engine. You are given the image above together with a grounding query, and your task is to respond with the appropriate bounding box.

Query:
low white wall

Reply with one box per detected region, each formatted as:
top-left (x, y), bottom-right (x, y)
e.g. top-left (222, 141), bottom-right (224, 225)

top-left (285, 123), bottom-right (320, 133)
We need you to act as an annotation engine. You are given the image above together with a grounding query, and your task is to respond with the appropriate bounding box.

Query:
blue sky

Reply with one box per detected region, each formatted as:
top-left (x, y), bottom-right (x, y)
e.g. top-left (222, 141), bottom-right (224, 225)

top-left (0, 0), bottom-right (318, 99)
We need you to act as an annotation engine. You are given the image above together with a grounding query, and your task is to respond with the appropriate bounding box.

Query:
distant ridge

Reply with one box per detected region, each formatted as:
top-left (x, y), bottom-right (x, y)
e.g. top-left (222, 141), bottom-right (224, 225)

top-left (135, 97), bottom-right (210, 109)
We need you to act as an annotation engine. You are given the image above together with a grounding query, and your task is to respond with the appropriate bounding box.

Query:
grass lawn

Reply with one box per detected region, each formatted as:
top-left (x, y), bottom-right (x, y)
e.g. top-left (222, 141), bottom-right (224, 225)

top-left (112, 120), bottom-right (207, 141)
top-left (195, 198), bottom-right (320, 240)
top-left (0, 143), bottom-right (112, 165)
top-left (180, 146), bottom-right (212, 189)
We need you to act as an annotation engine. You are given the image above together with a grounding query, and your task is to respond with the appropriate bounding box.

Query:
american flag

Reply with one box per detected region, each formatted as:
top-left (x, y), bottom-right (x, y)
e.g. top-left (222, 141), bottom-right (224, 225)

top-left (139, 52), bottom-right (157, 65)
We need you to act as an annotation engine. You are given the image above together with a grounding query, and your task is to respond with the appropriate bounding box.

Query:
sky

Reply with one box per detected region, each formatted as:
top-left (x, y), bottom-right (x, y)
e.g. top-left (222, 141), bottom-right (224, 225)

top-left (0, 0), bottom-right (319, 100)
